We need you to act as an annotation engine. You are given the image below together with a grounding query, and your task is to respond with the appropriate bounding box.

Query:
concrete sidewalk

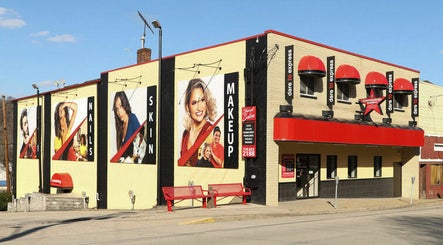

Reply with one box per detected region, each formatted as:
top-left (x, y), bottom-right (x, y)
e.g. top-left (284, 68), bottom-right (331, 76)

top-left (1, 197), bottom-right (443, 227)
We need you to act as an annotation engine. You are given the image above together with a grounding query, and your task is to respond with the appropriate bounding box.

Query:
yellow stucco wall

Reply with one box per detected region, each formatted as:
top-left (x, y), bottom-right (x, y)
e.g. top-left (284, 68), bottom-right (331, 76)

top-left (172, 41), bottom-right (247, 206)
top-left (50, 84), bottom-right (98, 207)
top-left (107, 61), bottom-right (159, 209)
top-left (16, 96), bottom-right (42, 197)
top-left (419, 81), bottom-right (443, 135)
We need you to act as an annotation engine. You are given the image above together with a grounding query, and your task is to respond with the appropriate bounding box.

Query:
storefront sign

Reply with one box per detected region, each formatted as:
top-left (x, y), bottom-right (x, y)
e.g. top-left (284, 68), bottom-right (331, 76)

top-left (281, 154), bottom-right (295, 178)
top-left (412, 78), bottom-right (419, 117)
top-left (242, 106), bottom-right (256, 158)
top-left (359, 89), bottom-right (385, 116)
top-left (386, 71), bottom-right (394, 114)
top-left (87, 96), bottom-right (95, 161)
top-left (146, 85), bottom-right (157, 163)
top-left (327, 56), bottom-right (335, 106)
top-left (285, 45), bottom-right (294, 105)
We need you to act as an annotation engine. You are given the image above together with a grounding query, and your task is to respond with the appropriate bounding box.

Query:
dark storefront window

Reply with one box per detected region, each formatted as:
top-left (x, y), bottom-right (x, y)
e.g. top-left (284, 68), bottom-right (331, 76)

top-left (337, 83), bottom-right (349, 101)
top-left (327, 155), bottom-right (337, 179)
top-left (348, 155), bottom-right (357, 178)
top-left (300, 76), bottom-right (315, 96)
top-left (394, 94), bottom-right (408, 110)
top-left (374, 156), bottom-right (382, 177)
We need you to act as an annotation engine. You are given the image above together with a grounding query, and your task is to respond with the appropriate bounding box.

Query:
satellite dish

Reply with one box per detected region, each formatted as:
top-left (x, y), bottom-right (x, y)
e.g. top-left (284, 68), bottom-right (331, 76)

top-left (137, 11), bottom-right (154, 48)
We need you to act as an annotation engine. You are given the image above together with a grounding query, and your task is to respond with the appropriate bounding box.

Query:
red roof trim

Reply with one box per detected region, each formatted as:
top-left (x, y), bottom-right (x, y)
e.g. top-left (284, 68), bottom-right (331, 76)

top-left (13, 79), bottom-right (100, 101)
top-left (274, 117), bottom-right (424, 147)
top-left (265, 30), bottom-right (420, 74)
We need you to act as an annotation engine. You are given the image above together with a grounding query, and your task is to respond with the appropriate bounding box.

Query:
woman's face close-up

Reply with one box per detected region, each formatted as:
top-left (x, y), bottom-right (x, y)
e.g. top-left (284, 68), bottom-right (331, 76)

top-left (203, 146), bottom-right (211, 159)
top-left (114, 97), bottom-right (128, 122)
top-left (187, 87), bottom-right (206, 123)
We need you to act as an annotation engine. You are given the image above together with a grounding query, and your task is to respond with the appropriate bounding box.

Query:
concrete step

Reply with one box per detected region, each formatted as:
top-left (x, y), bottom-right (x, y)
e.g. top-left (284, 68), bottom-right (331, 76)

top-left (8, 192), bottom-right (88, 212)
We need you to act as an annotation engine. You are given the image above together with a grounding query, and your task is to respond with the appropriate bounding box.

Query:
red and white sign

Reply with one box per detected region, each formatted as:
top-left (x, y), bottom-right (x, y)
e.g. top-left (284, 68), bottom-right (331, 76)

top-left (242, 106), bottom-right (256, 158)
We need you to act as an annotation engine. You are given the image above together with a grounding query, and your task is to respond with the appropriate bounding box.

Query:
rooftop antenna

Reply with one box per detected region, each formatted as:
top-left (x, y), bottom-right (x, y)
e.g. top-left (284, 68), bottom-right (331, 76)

top-left (137, 11), bottom-right (154, 49)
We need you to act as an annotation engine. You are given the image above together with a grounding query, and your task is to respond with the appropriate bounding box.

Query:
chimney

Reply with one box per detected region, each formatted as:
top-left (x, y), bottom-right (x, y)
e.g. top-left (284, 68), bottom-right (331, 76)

top-left (137, 48), bottom-right (151, 64)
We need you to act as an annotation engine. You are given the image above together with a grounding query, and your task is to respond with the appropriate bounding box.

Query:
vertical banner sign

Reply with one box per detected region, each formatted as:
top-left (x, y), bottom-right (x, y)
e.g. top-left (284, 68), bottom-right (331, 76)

top-left (146, 85), bottom-right (157, 164)
top-left (281, 154), bottom-right (295, 178)
top-left (242, 106), bottom-right (256, 158)
top-left (327, 56), bottom-right (335, 106)
top-left (412, 78), bottom-right (419, 118)
top-left (224, 72), bottom-right (239, 168)
top-left (386, 71), bottom-right (394, 114)
top-left (285, 46), bottom-right (294, 105)
top-left (87, 96), bottom-right (95, 161)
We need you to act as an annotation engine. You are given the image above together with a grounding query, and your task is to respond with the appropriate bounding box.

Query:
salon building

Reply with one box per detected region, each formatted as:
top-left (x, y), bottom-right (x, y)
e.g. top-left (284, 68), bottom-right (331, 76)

top-left (13, 30), bottom-right (424, 209)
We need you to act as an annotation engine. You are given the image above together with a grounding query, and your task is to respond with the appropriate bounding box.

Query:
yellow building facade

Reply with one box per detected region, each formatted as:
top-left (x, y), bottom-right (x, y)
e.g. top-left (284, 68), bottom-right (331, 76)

top-left (13, 30), bottom-right (424, 209)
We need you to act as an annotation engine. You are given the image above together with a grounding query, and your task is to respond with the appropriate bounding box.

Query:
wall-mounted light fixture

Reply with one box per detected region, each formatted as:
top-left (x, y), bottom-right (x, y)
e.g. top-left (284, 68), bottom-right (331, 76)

top-left (382, 118), bottom-right (392, 124)
top-left (279, 105), bottom-right (293, 113)
top-left (322, 110), bottom-right (334, 119)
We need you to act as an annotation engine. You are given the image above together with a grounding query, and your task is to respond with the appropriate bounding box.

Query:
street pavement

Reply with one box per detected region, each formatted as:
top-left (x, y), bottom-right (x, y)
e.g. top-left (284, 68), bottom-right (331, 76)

top-left (1, 197), bottom-right (443, 244)
top-left (1, 197), bottom-right (443, 227)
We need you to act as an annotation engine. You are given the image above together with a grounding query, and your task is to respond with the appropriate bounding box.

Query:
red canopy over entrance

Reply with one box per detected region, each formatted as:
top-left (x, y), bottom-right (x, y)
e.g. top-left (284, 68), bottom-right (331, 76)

top-left (274, 117), bottom-right (423, 147)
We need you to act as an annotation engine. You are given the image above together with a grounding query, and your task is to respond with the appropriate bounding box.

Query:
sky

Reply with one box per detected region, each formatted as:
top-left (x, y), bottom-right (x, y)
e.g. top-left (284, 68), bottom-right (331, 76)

top-left (1, 0), bottom-right (442, 99)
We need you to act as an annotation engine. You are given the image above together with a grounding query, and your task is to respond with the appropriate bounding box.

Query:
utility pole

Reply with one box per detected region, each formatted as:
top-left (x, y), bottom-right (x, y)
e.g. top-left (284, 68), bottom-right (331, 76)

top-left (2, 96), bottom-right (10, 193)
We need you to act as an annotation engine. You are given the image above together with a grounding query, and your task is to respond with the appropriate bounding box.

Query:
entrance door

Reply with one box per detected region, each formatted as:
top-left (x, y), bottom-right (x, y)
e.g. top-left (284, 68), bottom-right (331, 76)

top-left (393, 162), bottom-right (402, 197)
top-left (296, 154), bottom-right (319, 198)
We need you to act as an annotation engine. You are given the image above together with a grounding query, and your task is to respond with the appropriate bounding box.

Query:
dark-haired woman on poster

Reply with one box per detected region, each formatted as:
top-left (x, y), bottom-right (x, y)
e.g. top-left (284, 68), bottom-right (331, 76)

top-left (113, 91), bottom-right (140, 162)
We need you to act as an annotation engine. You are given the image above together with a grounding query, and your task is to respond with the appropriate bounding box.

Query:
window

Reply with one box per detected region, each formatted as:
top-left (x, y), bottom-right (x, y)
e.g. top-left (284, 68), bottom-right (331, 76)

top-left (300, 75), bottom-right (315, 96)
top-left (337, 83), bottom-right (349, 101)
top-left (394, 94), bottom-right (408, 110)
top-left (431, 165), bottom-right (443, 185)
top-left (348, 155), bottom-right (357, 178)
top-left (374, 156), bottom-right (382, 177)
top-left (367, 88), bottom-right (384, 98)
top-left (434, 144), bottom-right (443, 152)
top-left (327, 155), bottom-right (337, 179)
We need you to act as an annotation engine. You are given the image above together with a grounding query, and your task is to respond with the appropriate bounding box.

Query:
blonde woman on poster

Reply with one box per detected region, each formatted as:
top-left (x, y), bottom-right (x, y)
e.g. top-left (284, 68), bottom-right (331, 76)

top-left (179, 78), bottom-right (221, 167)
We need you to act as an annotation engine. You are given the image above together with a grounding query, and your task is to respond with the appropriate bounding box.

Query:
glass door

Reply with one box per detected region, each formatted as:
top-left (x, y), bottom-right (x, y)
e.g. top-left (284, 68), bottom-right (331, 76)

top-left (296, 154), bottom-right (319, 198)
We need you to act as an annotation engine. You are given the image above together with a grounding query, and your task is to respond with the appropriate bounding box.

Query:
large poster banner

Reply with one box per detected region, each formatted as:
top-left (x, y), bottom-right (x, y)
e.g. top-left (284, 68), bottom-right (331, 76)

top-left (177, 73), bottom-right (238, 168)
top-left (109, 88), bottom-right (150, 164)
top-left (18, 106), bottom-right (37, 159)
top-left (52, 97), bottom-right (93, 161)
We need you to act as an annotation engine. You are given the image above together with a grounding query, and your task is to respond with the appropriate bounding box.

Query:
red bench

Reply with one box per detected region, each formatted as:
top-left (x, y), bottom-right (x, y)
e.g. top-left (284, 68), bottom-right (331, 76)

top-left (208, 183), bottom-right (252, 207)
top-left (162, 185), bottom-right (210, 212)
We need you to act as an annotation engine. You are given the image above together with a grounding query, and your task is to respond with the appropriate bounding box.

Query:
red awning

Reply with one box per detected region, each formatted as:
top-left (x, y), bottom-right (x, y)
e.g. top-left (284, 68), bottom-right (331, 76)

top-left (394, 78), bottom-right (413, 94)
top-left (274, 117), bottom-right (424, 147)
top-left (365, 71), bottom-right (388, 88)
top-left (298, 55), bottom-right (326, 77)
top-left (50, 173), bottom-right (73, 189)
top-left (335, 64), bottom-right (360, 84)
